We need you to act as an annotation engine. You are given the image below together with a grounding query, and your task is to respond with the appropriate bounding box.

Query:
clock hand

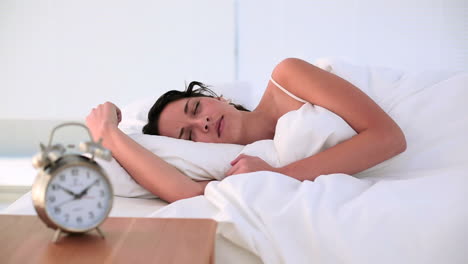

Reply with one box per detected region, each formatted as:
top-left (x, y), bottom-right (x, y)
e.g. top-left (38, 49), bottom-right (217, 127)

top-left (56, 184), bottom-right (79, 198)
top-left (55, 198), bottom-right (75, 208)
top-left (77, 179), bottom-right (99, 199)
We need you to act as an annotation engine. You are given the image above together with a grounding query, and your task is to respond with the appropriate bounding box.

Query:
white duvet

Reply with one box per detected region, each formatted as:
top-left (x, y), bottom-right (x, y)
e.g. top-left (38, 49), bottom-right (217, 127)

top-left (148, 60), bottom-right (468, 264)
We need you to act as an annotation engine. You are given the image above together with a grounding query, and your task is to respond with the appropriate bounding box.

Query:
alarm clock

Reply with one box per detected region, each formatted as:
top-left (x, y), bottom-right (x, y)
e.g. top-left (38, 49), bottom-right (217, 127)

top-left (31, 122), bottom-right (113, 243)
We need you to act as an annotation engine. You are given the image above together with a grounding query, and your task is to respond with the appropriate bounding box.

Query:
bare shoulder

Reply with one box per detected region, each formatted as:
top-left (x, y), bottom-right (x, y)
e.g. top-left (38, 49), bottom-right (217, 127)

top-left (255, 60), bottom-right (307, 120)
top-left (268, 58), bottom-right (402, 136)
top-left (270, 58), bottom-right (342, 102)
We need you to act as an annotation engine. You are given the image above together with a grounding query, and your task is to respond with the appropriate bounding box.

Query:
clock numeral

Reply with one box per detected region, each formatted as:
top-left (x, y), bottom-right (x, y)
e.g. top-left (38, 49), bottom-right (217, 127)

top-left (64, 213), bottom-right (70, 222)
top-left (48, 195), bottom-right (56, 203)
top-left (54, 207), bottom-right (61, 214)
top-left (96, 179), bottom-right (101, 187)
top-left (88, 211), bottom-right (95, 219)
top-left (97, 202), bottom-right (102, 209)
top-left (100, 190), bottom-right (105, 197)
top-left (76, 216), bottom-right (82, 224)
top-left (86, 171), bottom-right (90, 179)
top-left (59, 174), bottom-right (65, 181)
top-left (51, 184), bottom-right (58, 191)
top-left (71, 168), bottom-right (79, 176)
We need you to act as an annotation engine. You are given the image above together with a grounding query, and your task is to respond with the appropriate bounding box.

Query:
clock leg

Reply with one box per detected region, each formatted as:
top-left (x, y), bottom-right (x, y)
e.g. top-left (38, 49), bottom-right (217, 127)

top-left (96, 227), bottom-right (105, 239)
top-left (52, 229), bottom-right (62, 243)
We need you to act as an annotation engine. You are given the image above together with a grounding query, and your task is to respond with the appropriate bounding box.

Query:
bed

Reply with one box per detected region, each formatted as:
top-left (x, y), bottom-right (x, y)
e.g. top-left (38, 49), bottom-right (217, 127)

top-left (2, 59), bottom-right (467, 264)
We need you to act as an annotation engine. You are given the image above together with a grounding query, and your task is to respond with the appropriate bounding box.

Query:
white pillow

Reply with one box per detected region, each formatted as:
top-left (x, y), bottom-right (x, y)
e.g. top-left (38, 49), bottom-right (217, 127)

top-left (97, 134), bottom-right (243, 198)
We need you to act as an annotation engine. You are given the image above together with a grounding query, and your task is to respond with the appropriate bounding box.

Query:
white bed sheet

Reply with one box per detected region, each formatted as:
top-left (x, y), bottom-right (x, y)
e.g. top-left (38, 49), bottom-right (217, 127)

top-left (0, 158), bottom-right (36, 186)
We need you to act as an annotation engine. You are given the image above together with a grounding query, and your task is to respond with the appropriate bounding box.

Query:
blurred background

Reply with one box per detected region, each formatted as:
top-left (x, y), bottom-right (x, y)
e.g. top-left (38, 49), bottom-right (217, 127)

top-left (0, 0), bottom-right (467, 155)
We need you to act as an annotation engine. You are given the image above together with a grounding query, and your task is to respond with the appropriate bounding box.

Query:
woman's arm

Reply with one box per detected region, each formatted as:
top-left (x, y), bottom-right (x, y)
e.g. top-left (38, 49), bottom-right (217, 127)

top-left (226, 58), bottom-right (406, 180)
top-left (272, 58), bottom-right (406, 181)
top-left (86, 102), bottom-right (206, 203)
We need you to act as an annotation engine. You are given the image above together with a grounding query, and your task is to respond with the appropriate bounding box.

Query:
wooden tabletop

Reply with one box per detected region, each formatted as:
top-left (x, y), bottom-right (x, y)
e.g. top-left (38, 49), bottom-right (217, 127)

top-left (0, 215), bottom-right (217, 264)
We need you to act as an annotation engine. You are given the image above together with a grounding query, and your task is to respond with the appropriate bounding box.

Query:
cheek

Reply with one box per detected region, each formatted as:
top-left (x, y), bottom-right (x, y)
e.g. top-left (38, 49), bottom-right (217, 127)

top-left (223, 114), bottom-right (242, 143)
top-left (158, 125), bottom-right (175, 138)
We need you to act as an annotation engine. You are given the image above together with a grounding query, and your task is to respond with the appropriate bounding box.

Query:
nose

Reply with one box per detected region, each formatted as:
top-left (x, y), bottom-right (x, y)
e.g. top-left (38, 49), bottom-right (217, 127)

top-left (195, 116), bottom-right (211, 132)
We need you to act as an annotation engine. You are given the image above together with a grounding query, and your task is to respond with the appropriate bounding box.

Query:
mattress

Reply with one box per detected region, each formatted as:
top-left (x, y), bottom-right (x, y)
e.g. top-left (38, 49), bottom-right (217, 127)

top-left (1, 191), bottom-right (168, 217)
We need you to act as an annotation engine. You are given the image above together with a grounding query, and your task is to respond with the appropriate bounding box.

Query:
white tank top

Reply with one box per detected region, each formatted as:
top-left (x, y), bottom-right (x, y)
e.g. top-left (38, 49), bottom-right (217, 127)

top-left (270, 77), bottom-right (307, 104)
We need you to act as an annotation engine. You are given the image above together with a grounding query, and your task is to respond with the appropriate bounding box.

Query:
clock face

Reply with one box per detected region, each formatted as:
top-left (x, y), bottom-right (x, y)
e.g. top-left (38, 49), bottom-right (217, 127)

top-left (44, 165), bottom-right (112, 231)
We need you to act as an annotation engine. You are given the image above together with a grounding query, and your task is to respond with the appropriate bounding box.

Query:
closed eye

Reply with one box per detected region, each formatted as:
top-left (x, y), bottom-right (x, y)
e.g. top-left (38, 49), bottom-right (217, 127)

top-left (188, 130), bottom-right (193, 141)
top-left (193, 101), bottom-right (200, 116)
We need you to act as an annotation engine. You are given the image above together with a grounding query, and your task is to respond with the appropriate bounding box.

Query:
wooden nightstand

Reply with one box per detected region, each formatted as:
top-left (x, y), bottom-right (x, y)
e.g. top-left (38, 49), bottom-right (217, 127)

top-left (0, 215), bottom-right (217, 264)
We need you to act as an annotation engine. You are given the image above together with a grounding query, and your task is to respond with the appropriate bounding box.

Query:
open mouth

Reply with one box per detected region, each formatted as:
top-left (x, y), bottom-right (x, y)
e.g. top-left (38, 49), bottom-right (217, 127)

top-left (216, 116), bottom-right (224, 138)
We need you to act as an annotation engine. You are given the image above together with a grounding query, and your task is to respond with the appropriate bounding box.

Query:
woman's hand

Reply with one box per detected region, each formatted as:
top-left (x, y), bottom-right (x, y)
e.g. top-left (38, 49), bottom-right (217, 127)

top-left (85, 102), bottom-right (122, 142)
top-left (225, 154), bottom-right (277, 177)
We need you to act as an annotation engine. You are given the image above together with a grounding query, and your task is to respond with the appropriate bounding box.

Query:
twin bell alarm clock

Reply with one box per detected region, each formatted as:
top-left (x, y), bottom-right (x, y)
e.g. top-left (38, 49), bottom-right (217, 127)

top-left (31, 122), bottom-right (114, 243)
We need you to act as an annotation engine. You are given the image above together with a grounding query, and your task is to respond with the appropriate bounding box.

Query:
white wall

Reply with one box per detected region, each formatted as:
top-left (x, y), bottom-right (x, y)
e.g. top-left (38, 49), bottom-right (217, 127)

top-left (2, 0), bottom-right (467, 119)
top-left (238, 0), bottom-right (468, 98)
top-left (0, 0), bottom-right (235, 120)
top-left (1, 0), bottom-right (468, 156)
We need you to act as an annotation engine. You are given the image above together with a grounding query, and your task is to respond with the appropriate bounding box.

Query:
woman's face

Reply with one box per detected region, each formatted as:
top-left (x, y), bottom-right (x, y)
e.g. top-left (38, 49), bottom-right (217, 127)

top-left (157, 97), bottom-right (243, 144)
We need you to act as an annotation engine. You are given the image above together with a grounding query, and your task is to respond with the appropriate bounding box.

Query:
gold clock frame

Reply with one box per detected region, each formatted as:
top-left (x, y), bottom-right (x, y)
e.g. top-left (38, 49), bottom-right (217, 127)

top-left (31, 122), bottom-right (113, 243)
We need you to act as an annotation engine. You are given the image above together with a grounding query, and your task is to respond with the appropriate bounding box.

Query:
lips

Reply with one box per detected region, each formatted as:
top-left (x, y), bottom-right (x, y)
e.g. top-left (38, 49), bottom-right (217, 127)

top-left (216, 116), bottom-right (224, 138)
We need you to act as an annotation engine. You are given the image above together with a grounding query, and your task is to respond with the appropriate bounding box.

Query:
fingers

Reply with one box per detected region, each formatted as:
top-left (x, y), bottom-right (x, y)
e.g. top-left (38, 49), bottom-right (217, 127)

top-left (225, 163), bottom-right (239, 177)
top-left (226, 154), bottom-right (258, 176)
top-left (230, 155), bottom-right (241, 166)
top-left (226, 155), bottom-right (245, 176)
top-left (85, 101), bottom-right (120, 140)
top-left (230, 154), bottom-right (253, 166)
top-left (225, 154), bottom-right (275, 178)
top-left (102, 101), bottom-right (117, 113)
top-left (88, 102), bottom-right (120, 118)
top-left (115, 105), bottom-right (122, 123)
top-left (104, 102), bottom-right (122, 123)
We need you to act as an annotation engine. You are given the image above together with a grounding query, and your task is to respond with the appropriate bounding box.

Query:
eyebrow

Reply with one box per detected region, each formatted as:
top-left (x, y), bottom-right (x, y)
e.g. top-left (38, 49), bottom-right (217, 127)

top-left (179, 99), bottom-right (191, 139)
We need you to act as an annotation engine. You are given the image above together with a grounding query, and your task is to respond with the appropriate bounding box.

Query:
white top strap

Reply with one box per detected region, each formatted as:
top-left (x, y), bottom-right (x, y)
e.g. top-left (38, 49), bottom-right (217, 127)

top-left (270, 77), bottom-right (307, 103)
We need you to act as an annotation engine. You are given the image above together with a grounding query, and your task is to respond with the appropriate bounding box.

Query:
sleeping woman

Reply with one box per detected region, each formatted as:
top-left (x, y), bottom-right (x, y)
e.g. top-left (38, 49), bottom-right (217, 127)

top-left (85, 58), bottom-right (406, 203)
